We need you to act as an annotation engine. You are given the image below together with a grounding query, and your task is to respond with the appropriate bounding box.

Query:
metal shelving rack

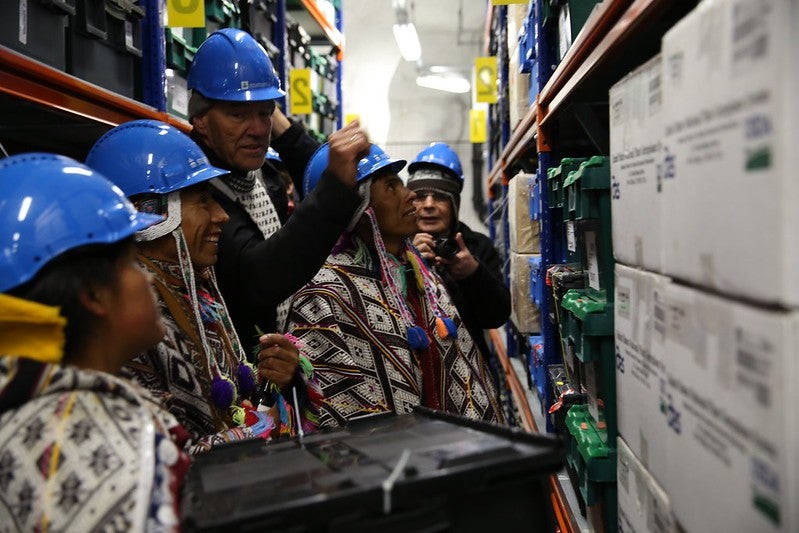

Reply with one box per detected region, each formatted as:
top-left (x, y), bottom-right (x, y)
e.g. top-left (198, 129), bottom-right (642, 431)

top-left (0, 0), bottom-right (344, 157)
top-left (485, 1), bottom-right (699, 531)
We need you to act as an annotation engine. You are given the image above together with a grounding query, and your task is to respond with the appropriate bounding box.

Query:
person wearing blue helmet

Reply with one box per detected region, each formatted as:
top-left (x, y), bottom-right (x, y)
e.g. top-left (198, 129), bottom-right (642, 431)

top-left (283, 143), bottom-right (502, 428)
top-left (406, 142), bottom-right (511, 415)
top-left (0, 153), bottom-right (190, 531)
top-left (86, 120), bottom-right (323, 449)
top-left (186, 28), bottom-right (370, 354)
top-left (266, 146), bottom-right (298, 218)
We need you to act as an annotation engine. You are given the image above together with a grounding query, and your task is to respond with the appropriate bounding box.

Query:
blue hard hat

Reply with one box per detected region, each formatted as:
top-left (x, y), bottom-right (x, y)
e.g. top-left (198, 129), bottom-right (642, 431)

top-left (0, 153), bottom-right (163, 292)
top-left (303, 143), bottom-right (407, 197)
top-left (407, 142), bottom-right (464, 182)
top-left (85, 119), bottom-right (229, 198)
top-left (265, 147), bottom-right (282, 163)
top-left (187, 28), bottom-right (285, 102)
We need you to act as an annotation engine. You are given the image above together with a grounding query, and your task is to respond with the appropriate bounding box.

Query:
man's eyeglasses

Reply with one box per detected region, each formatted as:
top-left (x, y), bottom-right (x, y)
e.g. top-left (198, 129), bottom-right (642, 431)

top-left (413, 190), bottom-right (450, 203)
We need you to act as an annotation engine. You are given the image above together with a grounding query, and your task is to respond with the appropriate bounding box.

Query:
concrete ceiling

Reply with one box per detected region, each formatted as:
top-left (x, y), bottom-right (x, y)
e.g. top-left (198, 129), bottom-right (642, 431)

top-left (340, 0), bottom-right (490, 231)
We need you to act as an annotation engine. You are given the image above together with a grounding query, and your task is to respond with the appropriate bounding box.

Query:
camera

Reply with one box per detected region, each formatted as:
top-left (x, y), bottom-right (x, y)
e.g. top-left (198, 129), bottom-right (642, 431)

top-left (433, 237), bottom-right (459, 259)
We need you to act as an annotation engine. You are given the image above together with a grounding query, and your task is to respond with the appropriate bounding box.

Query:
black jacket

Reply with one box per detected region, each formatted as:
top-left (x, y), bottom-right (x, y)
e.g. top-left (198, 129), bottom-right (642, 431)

top-left (193, 122), bottom-right (361, 354)
top-left (438, 221), bottom-right (511, 359)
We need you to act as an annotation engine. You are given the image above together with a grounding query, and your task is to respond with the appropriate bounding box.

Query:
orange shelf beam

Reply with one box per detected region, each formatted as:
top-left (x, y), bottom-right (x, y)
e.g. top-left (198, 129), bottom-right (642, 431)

top-left (0, 46), bottom-right (188, 131)
top-left (539, 0), bottom-right (675, 126)
top-left (299, 0), bottom-right (344, 58)
top-left (487, 104), bottom-right (537, 188)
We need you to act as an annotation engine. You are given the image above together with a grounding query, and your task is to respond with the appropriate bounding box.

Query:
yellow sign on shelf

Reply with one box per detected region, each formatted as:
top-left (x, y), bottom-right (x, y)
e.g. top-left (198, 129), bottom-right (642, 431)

top-left (167, 0), bottom-right (206, 28)
top-left (470, 109), bottom-right (487, 143)
top-left (490, 0), bottom-right (529, 4)
top-left (344, 114), bottom-right (360, 125)
top-left (474, 57), bottom-right (498, 104)
top-left (289, 68), bottom-right (313, 115)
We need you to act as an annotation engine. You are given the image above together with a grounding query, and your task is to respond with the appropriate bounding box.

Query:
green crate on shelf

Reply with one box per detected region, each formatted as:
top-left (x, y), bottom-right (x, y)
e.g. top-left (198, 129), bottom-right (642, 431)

top-left (165, 29), bottom-right (196, 72)
top-left (564, 405), bottom-right (618, 530)
top-left (548, 157), bottom-right (585, 212)
top-left (559, 288), bottom-right (613, 364)
top-left (563, 155), bottom-right (609, 222)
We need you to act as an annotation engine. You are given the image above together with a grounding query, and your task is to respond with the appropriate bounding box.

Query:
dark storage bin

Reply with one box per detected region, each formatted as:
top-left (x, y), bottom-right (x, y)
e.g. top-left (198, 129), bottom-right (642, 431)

top-left (181, 408), bottom-right (565, 532)
top-left (0, 0), bottom-right (74, 71)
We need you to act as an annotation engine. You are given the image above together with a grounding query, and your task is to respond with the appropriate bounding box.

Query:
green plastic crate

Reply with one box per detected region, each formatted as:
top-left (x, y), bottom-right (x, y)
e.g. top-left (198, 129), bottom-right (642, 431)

top-left (564, 404), bottom-right (618, 532)
top-left (563, 155), bottom-right (609, 221)
top-left (549, 157), bottom-right (586, 212)
top-left (559, 288), bottom-right (613, 364)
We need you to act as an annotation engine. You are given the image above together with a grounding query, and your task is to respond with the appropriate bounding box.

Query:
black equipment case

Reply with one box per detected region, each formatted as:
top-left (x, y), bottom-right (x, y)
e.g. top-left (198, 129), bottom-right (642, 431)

top-left (181, 407), bottom-right (565, 532)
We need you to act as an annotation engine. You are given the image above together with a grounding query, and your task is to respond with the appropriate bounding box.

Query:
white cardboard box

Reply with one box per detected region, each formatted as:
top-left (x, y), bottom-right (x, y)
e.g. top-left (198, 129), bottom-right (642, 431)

top-left (658, 280), bottom-right (798, 533)
top-left (614, 264), bottom-right (671, 485)
top-left (507, 172), bottom-right (540, 253)
top-left (660, 0), bottom-right (799, 307)
top-left (617, 436), bottom-right (676, 533)
top-left (609, 55), bottom-right (663, 271)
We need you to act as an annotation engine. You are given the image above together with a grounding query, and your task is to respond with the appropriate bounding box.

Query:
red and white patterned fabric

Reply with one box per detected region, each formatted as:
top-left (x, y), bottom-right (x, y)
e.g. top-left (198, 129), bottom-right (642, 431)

top-left (284, 218), bottom-right (503, 428)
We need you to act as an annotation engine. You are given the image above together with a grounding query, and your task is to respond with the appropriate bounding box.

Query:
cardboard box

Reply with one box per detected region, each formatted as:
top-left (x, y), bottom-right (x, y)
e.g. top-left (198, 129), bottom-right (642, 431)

top-left (508, 171), bottom-right (540, 253)
top-left (617, 436), bottom-right (676, 533)
top-left (510, 252), bottom-right (541, 333)
top-left (609, 55), bottom-right (663, 271)
top-left (657, 280), bottom-right (798, 533)
top-left (660, 0), bottom-right (799, 307)
top-left (508, 44), bottom-right (531, 129)
top-left (614, 264), bottom-right (671, 483)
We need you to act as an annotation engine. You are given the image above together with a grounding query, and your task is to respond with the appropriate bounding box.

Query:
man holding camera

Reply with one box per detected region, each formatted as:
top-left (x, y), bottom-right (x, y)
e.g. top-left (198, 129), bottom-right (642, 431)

top-left (407, 143), bottom-right (511, 377)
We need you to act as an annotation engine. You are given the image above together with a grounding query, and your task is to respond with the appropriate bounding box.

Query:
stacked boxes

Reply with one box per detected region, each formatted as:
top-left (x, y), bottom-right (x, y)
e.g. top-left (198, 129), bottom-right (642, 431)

top-left (656, 280), bottom-right (798, 533)
top-left (660, 0), bottom-right (799, 307)
top-left (508, 171), bottom-right (541, 334)
top-left (614, 264), bottom-right (670, 481)
top-left (617, 437), bottom-right (676, 533)
top-left (609, 55), bottom-right (664, 272)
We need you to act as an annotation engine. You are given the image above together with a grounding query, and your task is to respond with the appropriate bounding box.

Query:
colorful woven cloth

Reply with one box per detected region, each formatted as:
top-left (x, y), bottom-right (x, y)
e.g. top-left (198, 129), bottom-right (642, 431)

top-left (0, 355), bottom-right (190, 532)
top-left (285, 224), bottom-right (502, 428)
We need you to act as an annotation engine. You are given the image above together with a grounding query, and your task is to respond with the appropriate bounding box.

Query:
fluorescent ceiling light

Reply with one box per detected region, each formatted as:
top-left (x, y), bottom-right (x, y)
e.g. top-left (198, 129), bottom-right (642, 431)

top-left (393, 23), bottom-right (421, 62)
top-left (416, 68), bottom-right (471, 94)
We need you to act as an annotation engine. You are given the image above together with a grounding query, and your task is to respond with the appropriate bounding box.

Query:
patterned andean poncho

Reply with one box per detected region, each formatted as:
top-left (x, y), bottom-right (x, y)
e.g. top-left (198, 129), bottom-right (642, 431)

top-left (0, 295), bottom-right (189, 532)
top-left (284, 213), bottom-right (503, 428)
top-left (123, 257), bottom-right (320, 453)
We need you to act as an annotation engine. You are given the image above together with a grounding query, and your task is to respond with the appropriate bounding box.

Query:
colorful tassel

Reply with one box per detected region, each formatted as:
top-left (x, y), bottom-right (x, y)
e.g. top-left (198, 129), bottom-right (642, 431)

top-left (231, 405), bottom-right (246, 426)
top-left (443, 317), bottom-right (458, 338)
top-left (236, 361), bottom-right (258, 396)
top-left (210, 374), bottom-right (236, 410)
top-left (407, 325), bottom-right (430, 350)
top-left (298, 354), bottom-right (314, 378)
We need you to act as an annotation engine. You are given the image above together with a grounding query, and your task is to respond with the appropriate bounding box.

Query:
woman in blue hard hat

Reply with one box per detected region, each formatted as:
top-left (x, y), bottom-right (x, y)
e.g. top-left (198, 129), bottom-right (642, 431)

top-left (86, 120), bottom-right (322, 451)
top-left (406, 142), bottom-right (512, 418)
top-left (0, 153), bottom-right (190, 531)
top-left (283, 143), bottom-right (502, 427)
top-left (186, 28), bottom-right (370, 353)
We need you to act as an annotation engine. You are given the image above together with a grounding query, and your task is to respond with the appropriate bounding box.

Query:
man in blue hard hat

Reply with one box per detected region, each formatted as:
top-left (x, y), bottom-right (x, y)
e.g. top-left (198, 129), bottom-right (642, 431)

top-left (185, 28), bottom-right (370, 354)
top-left (284, 143), bottom-right (502, 427)
top-left (406, 142), bottom-right (511, 403)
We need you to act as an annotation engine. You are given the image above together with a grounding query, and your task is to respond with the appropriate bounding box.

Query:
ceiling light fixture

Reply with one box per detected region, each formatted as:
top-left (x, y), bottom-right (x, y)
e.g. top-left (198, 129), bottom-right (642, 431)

top-left (393, 23), bottom-right (421, 62)
top-left (415, 66), bottom-right (471, 94)
top-left (392, 0), bottom-right (421, 62)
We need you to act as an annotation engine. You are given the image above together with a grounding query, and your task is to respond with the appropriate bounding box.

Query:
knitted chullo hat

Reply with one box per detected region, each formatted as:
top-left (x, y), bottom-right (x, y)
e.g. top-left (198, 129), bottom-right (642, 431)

top-left (406, 143), bottom-right (465, 230)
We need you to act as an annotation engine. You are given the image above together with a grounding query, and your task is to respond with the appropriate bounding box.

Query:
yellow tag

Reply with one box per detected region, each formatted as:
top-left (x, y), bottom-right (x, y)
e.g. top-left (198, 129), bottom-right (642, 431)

top-left (344, 113), bottom-right (360, 125)
top-left (490, 0), bottom-right (529, 4)
top-left (167, 0), bottom-right (206, 28)
top-left (469, 109), bottom-right (487, 143)
top-left (289, 68), bottom-right (313, 115)
top-left (474, 57), bottom-right (498, 104)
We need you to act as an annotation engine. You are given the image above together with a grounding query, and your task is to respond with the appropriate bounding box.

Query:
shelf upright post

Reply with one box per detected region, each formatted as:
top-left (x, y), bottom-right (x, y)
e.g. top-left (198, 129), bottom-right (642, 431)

top-left (335, 0), bottom-right (343, 130)
top-left (142, 0), bottom-right (167, 111)
top-left (275, 0), bottom-right (288, 112)
top-left (534, 0), bottom-right (558, 432)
